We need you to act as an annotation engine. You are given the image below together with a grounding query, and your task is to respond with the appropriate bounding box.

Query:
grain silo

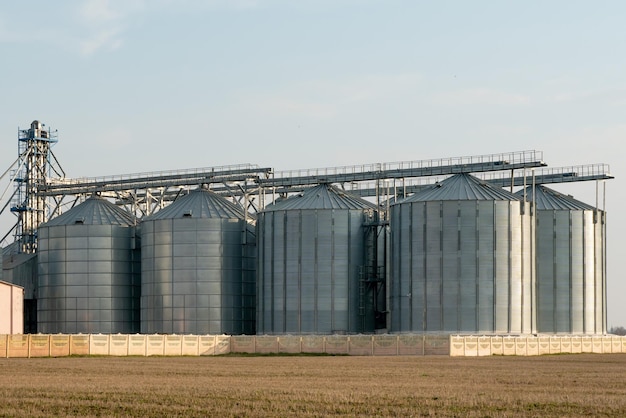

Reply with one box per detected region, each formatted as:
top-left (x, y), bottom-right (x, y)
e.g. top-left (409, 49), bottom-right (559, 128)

top-left (140, 187), bottom-right (255, 335)
top-left (256, 183), bottom-right (378, 334)
top-left (37, 196), bottom-right (140, 334)
top-left (390, 173), bottom-right (534, 334)
top-left (517, 185), bottom-right (606, 334)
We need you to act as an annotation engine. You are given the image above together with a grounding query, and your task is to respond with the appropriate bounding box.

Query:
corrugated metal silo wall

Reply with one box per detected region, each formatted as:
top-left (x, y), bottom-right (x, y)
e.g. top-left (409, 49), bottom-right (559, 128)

top-left (140, 218), bottom-right (255, 335)
top-left (390, 200), bottom-right (533, 334)
top-left (536, 209), bottom-right (606, 334)
top-left (2, 254), bottom-right (37, 299)
top-left (257, 208), bottom-right (366, 334)
top-left (2, 253), bottom-right (38, 333)
top-left (597, 211), bottom-right (607, 334)
top-left (37, 224), bottom-right (140, 334)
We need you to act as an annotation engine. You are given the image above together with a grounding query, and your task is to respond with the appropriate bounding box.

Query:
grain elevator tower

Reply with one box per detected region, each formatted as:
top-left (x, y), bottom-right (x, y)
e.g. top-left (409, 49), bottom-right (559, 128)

top-left (10, 120), bottom-right (63, 253)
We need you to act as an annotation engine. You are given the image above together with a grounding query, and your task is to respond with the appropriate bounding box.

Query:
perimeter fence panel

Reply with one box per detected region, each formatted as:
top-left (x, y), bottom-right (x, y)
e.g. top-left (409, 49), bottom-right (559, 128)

top-left (278, 336), bottom-right (302, 354)
top-left (255, 336), bottom-right (279, 353)
top-left (464, 336), bottom-right (478, 356)
top-left (515, 337), bottom-right (528, 356)
top-left (491, 336), bottom-right (503, 355)
top-left (30, 335), bottom-right (50, 357)
top-left (526, 337), bottom-right (539, 356)
top-left (538, 337), bottom-right (550, 355)
top-left (0, 335), bottom-right (6, 357)
top-left (324, 336), bottom-right (349, 355)
top-left (450, 336), bottom-right (464, 357)
top-left (424, 335), bottom-right (449, 355)
top-left (301, 336), bottom-right (324, 353)
top-left (199, 335), bottom-right (217, 356)
top-left (373, 335), bottom-right (398, 355)
top-left (109, 335), bottom-right (129, 356)
top-left (571, 336), bottom-right (582, 354)
top-left (70, 335), bottom-right (90, 355)
top-left (348, 336), bottom-right (373, 356)
top-left (182, 335), bottom-right (199, 356)
top-left (231, 336), bottom-right (255, 353)
top-left (214, 335), bottom-right (231, 355)
top-left (602, 336), bottom-right (612, 353)
top-left (128, 335), bottom-right (147, 356)
top-left (560, 336), bottom-right (572, 353)
top-left (50, 335), bottom-right (70, 357)
top-left (398, 334), bottom-right (422, 355)
top-left (146, 335), bottom-right (165, 356)
top-left (8, 335), bottom-right (29, 358)
top-left (90, 335), bottom-right (110, 355)
top-left (165, 335), bottom-right (183, 356)
top-left (478, 336), bottom-right (491, 356)
top-left (503, 337), bottom-right (516, 355)
top-left (611, 336), bottom-right (622, 353)
top-left (621, 336), bottom-right (626, 354)
top-left (549, 337), bottom-right (562, 354)
top-left (592, 336), bottom-right (603, 353)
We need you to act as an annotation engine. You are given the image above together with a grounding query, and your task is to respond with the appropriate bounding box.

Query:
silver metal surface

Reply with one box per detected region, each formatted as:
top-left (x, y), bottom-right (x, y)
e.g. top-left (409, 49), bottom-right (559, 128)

top-left (256, 184), bottom-right (376, 334)
top-left (140, 189), bottom-right (255, 335)
top-left (390, 173), bottom-right (534, 334)
top-left (37, 197), bottom-right (139, 334)
top-left (524, 185), bottom-right (606, 334)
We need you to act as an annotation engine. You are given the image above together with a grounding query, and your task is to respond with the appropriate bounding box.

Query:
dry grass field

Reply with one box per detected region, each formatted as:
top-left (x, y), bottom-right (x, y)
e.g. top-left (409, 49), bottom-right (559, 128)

top-left (1, 354), bottom-right (625, 417)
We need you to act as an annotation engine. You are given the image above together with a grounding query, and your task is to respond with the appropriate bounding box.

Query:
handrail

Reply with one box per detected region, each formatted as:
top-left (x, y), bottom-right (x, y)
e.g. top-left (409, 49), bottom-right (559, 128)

top-left (272, 150), bottom-right (543, 179)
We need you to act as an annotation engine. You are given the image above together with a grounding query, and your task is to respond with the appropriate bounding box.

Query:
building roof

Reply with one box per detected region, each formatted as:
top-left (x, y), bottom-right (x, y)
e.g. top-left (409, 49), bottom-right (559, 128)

top-left (42, 196), bottom-right (136, 226)
top-left (263, 183), bottom-right (378, 212)
top-left (144, 188), bottom-right (252, 220)
top-left (516, 185), bottom-right (597, 210)
top-left (400, 173), bottom-right (521, 203)
top-left (0, 280), bottom-right (24, 290)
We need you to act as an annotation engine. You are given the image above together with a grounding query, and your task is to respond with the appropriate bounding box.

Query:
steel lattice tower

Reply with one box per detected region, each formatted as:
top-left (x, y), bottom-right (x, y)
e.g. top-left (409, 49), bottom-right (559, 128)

top-left (10, 120), bottom-right (60, 253)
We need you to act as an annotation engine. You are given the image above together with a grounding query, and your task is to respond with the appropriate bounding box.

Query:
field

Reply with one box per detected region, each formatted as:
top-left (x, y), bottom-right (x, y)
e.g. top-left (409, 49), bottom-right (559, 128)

top-left (1, 354), bottom-right (625, 417)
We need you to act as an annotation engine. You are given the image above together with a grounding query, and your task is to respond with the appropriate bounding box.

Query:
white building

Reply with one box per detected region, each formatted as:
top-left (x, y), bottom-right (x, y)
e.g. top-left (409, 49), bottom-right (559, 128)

top-left (0, 281), bottom-right (24, 334)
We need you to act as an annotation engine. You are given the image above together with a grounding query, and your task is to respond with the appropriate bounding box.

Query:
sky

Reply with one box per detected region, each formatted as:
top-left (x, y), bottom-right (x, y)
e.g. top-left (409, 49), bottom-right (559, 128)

top-left (0, 1), bottom-right (624, 326)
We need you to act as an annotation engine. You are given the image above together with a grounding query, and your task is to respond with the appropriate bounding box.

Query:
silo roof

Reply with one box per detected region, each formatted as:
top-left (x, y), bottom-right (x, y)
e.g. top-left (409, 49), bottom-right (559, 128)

top-left (401, 173), bottom-right (521, 202)
top-left (42, 196), bottom-right (136, 226)
top-left (2, 241), bottom-right (20, 257)
top-left (145, 188), bottom-right (253, 220)
top-left (263, 183), bottom-right (378, 211)
top-left (516, 185), bottom-right (596, 210)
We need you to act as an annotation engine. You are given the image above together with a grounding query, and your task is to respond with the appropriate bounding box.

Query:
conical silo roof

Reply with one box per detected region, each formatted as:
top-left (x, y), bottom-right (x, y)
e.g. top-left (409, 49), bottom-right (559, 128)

top-left (2, 241), bottom-right (20, 256)
top-left (42, 196), bottom-right (136, 226)
top-left (263, 183), bottom-right (378, 212)
top-left (145, 188), bottom-right (252, 220)
top-left (400, 173), bottom-right (521, 203)
top-left (516, 185), bottom-right (596, 210)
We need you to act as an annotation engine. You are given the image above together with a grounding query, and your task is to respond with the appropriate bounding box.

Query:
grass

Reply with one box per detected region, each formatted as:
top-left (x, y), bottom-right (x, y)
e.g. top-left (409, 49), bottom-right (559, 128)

top-left (0, 354), bottom-right (625, 417)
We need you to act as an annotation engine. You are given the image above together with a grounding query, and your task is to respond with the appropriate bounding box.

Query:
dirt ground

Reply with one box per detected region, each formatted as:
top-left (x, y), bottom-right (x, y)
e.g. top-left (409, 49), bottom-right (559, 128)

top-left (1, 354), bottom-right (625, 417)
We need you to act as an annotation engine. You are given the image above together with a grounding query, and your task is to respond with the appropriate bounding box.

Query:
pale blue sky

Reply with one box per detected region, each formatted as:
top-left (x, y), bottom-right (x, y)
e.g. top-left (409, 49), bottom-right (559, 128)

top-left (1, 1), bottom-right (624, 326)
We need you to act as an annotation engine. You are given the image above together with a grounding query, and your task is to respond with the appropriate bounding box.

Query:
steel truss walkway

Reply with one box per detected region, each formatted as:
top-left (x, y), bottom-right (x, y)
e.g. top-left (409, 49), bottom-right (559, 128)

top-left (2, 150), bottom-right (613, 243)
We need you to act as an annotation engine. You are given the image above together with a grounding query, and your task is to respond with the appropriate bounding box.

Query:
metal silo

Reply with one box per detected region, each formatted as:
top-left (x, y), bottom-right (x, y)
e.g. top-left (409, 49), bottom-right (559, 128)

top-left (140, 187), bottom-right (255, 335)
top-left (37, 196), bottom-right (139, 334)
top-left (518, 185), bottom-right (606, 334)
top-left (390, 173), bottom-right (534, 334)
top-left (256, 183), bottom-right (378, 335)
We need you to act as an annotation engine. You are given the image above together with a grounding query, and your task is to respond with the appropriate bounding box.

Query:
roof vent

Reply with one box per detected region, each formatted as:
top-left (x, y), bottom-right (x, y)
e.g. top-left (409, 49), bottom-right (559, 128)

top-left (74, 217), bottom-right (85, 224)
top-left (182, 210), bottom-right (193, 218)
